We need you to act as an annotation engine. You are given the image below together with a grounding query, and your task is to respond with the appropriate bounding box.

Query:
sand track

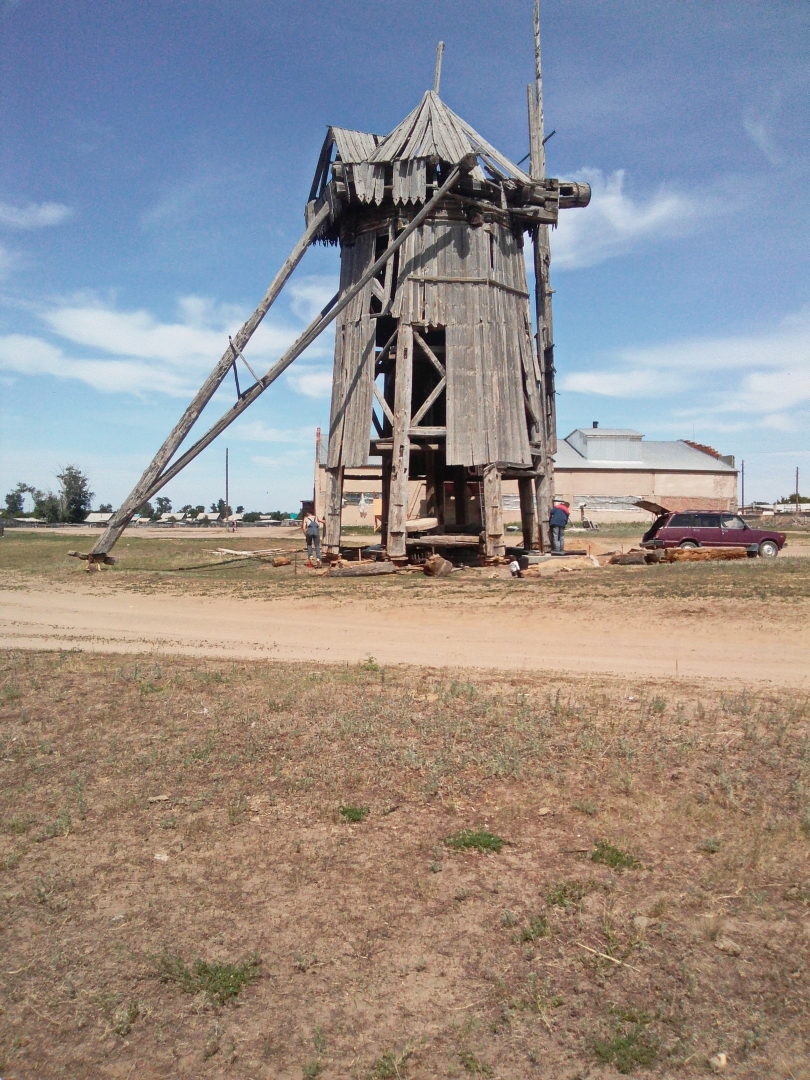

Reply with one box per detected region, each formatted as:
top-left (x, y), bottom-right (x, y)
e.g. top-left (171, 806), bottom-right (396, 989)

top-left (2, 583), bottom-right (807, 686)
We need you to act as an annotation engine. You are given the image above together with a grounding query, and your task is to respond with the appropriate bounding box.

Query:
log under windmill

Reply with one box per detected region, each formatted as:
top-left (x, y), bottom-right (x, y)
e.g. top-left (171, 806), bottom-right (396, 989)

top-left (77, 26), bottom-right (590, 570)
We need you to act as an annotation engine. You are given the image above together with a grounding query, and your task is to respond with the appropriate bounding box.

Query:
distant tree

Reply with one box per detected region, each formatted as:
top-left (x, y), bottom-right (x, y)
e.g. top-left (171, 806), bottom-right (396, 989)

top-left (57, 465), bottom-right (94, 523)
top-left (241, 512), bottom-right (262, 523)
top-left (32, 489), bottom-right (61, 523)
top-left (195, 505), bottom-right (205, 515)
top-left (180, 504), bottom-right (193, 515)
top-left (4, 482), bottom-right (28, 516)
top-left (155, 496), bottom-right (172, 516)
top-left (776, 492), bottom-right (809, 504)
top-left (236, 505), bottom-right (244, 513)
top-left (98, 503), bottom-right (113, 514)
top-left (210, 499), bottom-right (231, 519)
top-left (185, 506), bottom-right (199, 519)
top-left (137, 500), bottom-right (155, 519)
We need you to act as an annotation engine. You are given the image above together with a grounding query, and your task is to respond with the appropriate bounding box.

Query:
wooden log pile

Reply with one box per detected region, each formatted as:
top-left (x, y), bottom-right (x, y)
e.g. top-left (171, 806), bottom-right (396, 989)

top-left (609, 547), bottom-right (750, 566)
top-left (327, 562), bottom-right (398, 578)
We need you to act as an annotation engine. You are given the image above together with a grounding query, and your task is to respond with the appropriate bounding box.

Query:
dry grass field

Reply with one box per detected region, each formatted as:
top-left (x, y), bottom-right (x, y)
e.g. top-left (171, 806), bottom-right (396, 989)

top-left (3, 530), bottom-right (810, 603)
top-left (2, 650), bottom-right (810, 1078)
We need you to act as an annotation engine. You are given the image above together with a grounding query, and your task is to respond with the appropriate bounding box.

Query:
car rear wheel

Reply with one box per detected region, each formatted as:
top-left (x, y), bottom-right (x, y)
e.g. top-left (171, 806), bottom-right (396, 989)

top-left (679, 540), bottom-right (699, 549)
top-left (759, 540), bottom-right (779, 558)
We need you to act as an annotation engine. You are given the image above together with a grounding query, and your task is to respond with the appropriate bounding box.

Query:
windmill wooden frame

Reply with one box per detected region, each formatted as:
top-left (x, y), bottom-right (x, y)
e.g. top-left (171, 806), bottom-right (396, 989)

top-left (80, 3), bottom-right (589, 568)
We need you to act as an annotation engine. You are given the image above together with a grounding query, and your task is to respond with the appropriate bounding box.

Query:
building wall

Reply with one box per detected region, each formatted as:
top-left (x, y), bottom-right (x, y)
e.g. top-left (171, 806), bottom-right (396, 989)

top-left (554, 468), bottom-right (737, 520)
top-left (316, 465), bottom-right (737, 529)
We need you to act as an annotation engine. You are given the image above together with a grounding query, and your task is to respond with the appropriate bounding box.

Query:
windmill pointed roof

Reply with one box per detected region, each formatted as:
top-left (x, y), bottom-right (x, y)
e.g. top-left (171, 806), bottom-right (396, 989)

top-left (368, 91), bottom-right (532, 185)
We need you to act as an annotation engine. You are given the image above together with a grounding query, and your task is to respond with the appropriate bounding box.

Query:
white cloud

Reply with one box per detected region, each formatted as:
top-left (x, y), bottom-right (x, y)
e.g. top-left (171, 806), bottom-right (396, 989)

top-left (44, 303), bottom-right (227, 367)
top-left (286, 368), bottom-right (333, 398)
top-left (560, 310), bottom-right (810, 432)
top-left (0, 288), bottom-right (336, 397)
top-left (0, 333), bottom-right (192, 395)
top-left (562, 368), bottom-right (685, 399)
top-left (230, 420), bottom-right (314, 444)
top-left (743, 115), bottom-right (781, 166)
top-left (288, 276), bottom-right (339, 323)
top-left (0, 242), bottom-right (14, 279)
top-left (549, 169), bottom-right (705, 270)
top-left (0, 201), bottom-right (73, 229)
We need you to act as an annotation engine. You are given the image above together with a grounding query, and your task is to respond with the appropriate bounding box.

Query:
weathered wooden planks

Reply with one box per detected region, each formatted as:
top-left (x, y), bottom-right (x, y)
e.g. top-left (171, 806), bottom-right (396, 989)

top-left (387, 325), bottom-right (414, 560)
top-left (482, 464), bottom-right (506, 559)
top-left (327, 231), bottom-right (377, 468)
top-left (324, 466), bottom-right (344, 555)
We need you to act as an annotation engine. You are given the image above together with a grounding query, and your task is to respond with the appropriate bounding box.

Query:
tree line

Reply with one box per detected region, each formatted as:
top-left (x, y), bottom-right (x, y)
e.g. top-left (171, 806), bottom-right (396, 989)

top-left (3, 466), bottom-right (94, 523)
top-left (3, 467), bottom-right (296, 523)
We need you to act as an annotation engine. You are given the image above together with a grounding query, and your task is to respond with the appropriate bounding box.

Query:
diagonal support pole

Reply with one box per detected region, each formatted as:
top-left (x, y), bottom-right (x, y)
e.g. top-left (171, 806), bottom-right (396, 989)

top-left (137, 163), bottom-right (465, 505)
top-left (89, 201), bottom-right (332, 557)
top-left (90, 161), bottom-right (468, 557)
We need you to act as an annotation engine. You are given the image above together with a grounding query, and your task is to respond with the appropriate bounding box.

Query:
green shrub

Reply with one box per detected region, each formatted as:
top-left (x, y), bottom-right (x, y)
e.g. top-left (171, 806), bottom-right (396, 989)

top-left (444, 829), bottom-right (504, 853)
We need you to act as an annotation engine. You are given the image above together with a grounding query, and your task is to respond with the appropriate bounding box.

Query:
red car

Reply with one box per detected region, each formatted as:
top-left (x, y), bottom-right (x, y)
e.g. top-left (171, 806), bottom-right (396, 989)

top-left (639, 503), bottom-right (786, 558)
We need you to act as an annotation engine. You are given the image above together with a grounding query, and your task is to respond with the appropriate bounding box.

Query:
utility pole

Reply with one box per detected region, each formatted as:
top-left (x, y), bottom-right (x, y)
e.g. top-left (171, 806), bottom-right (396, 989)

top-left (225, 447), bottom-right (229, 531)
top-left (796, 466), bottom-right (800, 516)
top-left (740, 459), bottom-right (744, 514)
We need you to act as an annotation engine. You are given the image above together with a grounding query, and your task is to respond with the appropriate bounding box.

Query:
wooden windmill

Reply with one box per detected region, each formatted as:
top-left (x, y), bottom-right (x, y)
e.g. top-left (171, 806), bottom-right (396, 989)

top-left (80, 2), bottom-right (589, 568)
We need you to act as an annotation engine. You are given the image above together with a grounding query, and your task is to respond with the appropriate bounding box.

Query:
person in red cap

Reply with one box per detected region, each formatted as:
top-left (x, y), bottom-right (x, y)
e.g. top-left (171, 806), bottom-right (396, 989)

top-left (549, 500), bottom-right (570, 553)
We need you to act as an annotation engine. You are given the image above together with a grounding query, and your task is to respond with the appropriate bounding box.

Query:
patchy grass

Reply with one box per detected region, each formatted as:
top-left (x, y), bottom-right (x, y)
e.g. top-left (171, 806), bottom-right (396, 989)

top-left (547, 880), bottom-right (594, 909)
top-left (339, 804), bottom-right (369, 823)
top-left (593, 1013), bottom-right (659, 1073)
top-left (443, 829), bottom-right (504, 853)
top-left (591, 840), bottom-right (641, 871)
top-left (158, 952), bottom-right (261, 1006)
top-left (520, 915), bottom-right (548, 942)
top-left (3, 529), bottom-right (810, 605)
top-left (1, 650), bottom-right (810, 1077)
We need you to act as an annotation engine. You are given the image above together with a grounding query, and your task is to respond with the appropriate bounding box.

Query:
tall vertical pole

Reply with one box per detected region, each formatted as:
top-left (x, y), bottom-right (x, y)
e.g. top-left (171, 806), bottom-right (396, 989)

top-left (740, 459), bottom-right (744, 513)
top-left (314, 427), bottom-right (322, 521)
top-left (796, 466), bottom-right (800, 516)
top-left (225, 447), bottom-right (229, 530)
top-left (433, 41), bottom-right (445, 95)
top-left (529, 0), bottom-right (555, 552)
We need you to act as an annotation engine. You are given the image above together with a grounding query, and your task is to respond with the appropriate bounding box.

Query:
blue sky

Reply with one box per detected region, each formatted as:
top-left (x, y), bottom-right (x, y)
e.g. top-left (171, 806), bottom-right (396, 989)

top-left (1, 0), bottom-right (808, 512)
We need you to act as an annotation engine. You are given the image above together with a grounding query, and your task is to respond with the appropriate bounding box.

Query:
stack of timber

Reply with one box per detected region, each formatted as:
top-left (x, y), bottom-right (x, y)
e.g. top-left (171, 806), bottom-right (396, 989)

top-left (328, 561), bottom-right (398, 578)
top-left (661, 547), bottom-right (749, 563)
top-left (609, 547), bottom-right (750, 566)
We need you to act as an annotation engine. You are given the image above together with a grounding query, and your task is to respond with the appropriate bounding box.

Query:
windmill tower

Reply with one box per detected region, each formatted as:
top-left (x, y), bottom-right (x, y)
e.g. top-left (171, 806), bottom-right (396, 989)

top-left (310, 48), bottom-right (589, 561)
top-left (78, 11), bottom-right (589, 569)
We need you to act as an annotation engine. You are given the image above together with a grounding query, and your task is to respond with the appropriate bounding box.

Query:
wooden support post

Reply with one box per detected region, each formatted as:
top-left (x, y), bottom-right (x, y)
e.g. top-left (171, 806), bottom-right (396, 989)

top-left (380, 456), bottom-right (392, 548)
top-left (324, 467), bottom-right (344, 556)
top-left (387, 324), bottom-right (414, 561)
top-left (451, 467), bottom-right (468, 530)
top-left (518, 476), bottom-right (540, 551)
top-left (434, 448), bottom-right (446, 533)
top-left (482, 464), bottom-right (505, 560)
top-left (424, 449), bottom-right (437, 518)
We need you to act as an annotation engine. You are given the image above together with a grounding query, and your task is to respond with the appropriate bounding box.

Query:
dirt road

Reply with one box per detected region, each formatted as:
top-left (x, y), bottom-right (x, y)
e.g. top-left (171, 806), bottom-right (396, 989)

top-left (2, 582), bottom-right (807, 686)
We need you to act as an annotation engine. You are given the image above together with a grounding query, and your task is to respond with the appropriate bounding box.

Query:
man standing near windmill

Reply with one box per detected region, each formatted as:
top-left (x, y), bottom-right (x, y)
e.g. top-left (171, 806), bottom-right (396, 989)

top-left (549, 499), bottom-right (570, 553)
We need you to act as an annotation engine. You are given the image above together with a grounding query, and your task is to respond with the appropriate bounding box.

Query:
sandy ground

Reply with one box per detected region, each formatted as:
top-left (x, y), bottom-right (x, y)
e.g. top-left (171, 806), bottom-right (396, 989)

top-left (2, 580), bottom-right (808, 687)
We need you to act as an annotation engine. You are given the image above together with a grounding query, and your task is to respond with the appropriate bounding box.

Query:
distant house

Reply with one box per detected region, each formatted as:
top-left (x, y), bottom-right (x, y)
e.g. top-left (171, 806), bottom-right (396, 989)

top-left (314, 425), bottom-right (738, 528)
top-left (84, 512), bottom-right (113, 525)
top-left (554, 427), bottom-right (738, 521)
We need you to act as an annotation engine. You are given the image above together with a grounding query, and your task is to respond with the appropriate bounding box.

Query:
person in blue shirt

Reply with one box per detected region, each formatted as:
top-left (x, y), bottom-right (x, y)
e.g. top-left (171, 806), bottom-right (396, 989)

top-left (549, 500), bottom-right (570, 553)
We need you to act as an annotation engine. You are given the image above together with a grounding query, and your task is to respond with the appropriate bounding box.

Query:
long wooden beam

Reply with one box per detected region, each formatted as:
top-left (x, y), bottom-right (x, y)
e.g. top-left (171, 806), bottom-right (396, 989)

top-left (530, 0), bottom-right (555, 553)
top-left (90, 202), bottom-right (332, 557)
top-left (91, 162), bottom-right (468, 557)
